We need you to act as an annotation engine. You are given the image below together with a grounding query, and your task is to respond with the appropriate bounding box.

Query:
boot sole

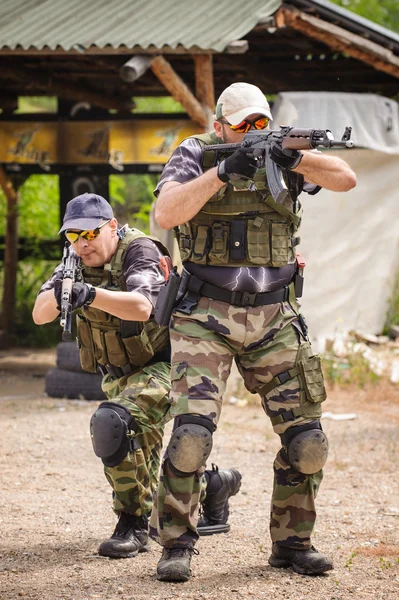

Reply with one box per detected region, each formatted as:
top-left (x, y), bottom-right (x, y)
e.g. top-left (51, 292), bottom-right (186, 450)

top-left (198, 522), bottom-right (231, 536)
top-left (99, 542), bottom-right (151, 559)
top-left (268, 555), bottom-right (333, 575)
top-left (156, 569), bottom-right (190, 582)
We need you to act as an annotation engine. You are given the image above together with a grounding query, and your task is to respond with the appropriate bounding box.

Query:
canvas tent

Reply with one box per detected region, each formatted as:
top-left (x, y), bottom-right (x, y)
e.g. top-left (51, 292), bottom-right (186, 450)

top-left (272, 91), bottom-right (399, 346)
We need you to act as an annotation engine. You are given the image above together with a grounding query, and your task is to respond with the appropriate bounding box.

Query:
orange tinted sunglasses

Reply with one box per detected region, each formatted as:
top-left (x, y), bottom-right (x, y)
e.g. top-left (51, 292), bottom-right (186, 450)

top-left (222, 116), bottom-right (269, 133)
top-left (64, 220), bottom-right (110, 244)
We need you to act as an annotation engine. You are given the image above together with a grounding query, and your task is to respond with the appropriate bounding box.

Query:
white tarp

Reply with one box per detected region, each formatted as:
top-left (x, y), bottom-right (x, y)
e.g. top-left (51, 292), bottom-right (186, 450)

top-left (293, 149), bottom-right (399, 347)
top-left (272, 92), bottom-right (399, 155)
top-left (272, 93), bottom-right (399, 345)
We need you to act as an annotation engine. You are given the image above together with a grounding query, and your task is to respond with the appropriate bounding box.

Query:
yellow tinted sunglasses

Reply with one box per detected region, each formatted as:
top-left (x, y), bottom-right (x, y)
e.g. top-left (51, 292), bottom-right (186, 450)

top-left (64, 220), bottom-right (110, 244)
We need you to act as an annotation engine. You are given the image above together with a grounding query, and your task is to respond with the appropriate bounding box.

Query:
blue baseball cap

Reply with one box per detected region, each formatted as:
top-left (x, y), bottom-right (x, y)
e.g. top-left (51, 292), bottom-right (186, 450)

top-left (59, 193), bottom-right (114, 233)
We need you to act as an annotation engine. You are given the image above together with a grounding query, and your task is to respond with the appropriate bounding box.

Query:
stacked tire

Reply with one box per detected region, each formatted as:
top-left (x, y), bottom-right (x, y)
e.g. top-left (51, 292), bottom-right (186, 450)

top-left (45, 341), bottom-right (106, 400)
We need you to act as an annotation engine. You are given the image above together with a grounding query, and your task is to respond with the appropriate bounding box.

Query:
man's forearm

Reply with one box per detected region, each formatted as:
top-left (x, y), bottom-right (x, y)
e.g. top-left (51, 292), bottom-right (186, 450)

top-left (33, 287), bottom-right (153, 325)
top-left (32, 289), bottom-right (60, 324)
top-left (155, 168), bottom-right (225, 230)
top-left (293, 151), bottom-right (357, 191)
top-left (91, 288), bottom-right (152, 321)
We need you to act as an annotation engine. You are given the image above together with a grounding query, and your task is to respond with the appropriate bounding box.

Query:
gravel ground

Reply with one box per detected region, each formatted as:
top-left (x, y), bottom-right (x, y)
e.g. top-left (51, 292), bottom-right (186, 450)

top-left (0, 350), bottom-right (398, 600)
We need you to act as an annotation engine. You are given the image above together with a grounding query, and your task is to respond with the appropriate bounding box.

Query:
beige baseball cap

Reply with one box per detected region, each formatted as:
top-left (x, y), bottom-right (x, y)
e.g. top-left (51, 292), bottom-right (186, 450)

top-left (215, 82), bottom-right (272, 126)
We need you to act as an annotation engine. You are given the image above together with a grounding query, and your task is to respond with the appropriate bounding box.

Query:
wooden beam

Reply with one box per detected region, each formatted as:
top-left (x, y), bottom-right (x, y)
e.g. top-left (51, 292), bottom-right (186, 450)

top-left (193, 54), bottom-right (215, 131)
top-left (280, 7), bottom-right (399, 79)
top-left (0, 167), bottom-right (18, 339)
top-left (150, 55), bottom-right (208, 128)
top-left (1, 66), bottom-right (133, 111)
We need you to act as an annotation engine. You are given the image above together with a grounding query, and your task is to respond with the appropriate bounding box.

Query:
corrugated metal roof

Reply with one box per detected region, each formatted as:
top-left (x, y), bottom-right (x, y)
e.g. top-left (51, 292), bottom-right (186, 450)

top-left (0, 0), bottom-right (281, 52)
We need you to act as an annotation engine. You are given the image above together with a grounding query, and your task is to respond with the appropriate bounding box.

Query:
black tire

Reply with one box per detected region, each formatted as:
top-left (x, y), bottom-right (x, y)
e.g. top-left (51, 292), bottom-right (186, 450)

top-left (56, 341), bottom-right (84, 372)
top-left (45, 367), bottom-right (106, 401)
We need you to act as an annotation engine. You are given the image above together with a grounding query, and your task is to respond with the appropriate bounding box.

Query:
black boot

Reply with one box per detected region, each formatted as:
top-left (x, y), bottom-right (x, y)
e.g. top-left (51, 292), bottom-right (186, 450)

top-left (98, 512), bottom-right (151, 558)
top-left (156, 546), bottom-right (199, 582)
top-left (198, 464), bottom-right (242, 536)
top-left (268, 544), bottom-right (334, 575)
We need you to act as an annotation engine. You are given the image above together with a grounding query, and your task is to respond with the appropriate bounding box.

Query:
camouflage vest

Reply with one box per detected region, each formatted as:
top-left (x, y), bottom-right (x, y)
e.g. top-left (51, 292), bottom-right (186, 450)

top-left (76, 228), bottom-right (170, 373)
top-left (176, 131), bottom-right (304, 267)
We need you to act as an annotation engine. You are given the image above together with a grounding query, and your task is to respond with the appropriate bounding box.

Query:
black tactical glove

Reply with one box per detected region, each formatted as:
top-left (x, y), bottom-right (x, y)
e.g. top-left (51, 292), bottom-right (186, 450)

top-left (217, 147), bottom-right (259, 182)
top-left (54, 280), bottom-right (96, 311)
top-left (269, 141), bottom-right (303, 170)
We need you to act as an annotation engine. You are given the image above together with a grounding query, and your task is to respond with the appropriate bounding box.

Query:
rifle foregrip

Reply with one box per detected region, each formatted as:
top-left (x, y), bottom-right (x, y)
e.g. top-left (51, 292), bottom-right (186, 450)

top-left (282, 138), bottom-right (313, 150)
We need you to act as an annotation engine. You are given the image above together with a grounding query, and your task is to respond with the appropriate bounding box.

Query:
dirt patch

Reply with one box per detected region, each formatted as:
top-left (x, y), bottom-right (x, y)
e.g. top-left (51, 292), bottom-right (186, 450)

top-left (0, 357), bottom-right (398, 600)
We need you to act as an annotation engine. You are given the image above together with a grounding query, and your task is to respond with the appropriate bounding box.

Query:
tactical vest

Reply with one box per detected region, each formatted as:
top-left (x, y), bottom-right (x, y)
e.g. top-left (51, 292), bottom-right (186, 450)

top-left (76, 228), bottom-right (170, 374)
top-left (176, 131), bottom-right (304, 268)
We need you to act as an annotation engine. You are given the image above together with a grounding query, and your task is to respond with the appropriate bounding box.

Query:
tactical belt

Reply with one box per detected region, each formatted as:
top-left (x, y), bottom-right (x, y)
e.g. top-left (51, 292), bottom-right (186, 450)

top-left (178, 272), bottom-right (291, 313)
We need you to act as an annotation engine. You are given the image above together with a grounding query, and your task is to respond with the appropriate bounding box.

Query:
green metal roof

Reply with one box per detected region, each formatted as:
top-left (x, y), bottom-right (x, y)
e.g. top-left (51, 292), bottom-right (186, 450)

top-left (1, 0), bottom-right (397, 55)
top-left (0, 0), bottom-right (281, 52)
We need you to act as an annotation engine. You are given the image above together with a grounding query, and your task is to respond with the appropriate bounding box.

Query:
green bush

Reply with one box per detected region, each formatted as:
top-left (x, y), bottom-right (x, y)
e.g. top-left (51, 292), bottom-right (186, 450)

top-left (322, 353), bottom-right (380, 388)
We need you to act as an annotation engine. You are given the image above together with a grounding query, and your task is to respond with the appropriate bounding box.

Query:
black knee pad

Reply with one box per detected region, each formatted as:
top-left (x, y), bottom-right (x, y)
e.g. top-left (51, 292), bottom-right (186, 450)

top-left (282, 421), bottom-right (328, 475)
top-left (168, 415), bottom-right (216, 475)
top-left (90, 402), bottom-right (138, 467)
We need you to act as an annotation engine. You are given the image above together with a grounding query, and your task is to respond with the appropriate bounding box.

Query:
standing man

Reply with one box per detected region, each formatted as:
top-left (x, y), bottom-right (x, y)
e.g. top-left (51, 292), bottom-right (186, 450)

top-left (150, 82), bottom-right (356, 581)
top-left (32, 193), bottom-right (242, 559)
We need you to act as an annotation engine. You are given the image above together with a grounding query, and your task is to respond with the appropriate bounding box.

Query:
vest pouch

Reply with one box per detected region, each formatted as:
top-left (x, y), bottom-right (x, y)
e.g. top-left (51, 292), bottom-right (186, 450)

top-left (192, 225), bottom-right (209, 265)
top-left (83, 305), bottom-right (113, 324)
top-left (178, 222), bottom-right (193, 262)
top-left (123, 327), bottom-right (155, 367)
top-left (270, 222), bottom-right (291, 267)
top-left (297, 343), bottom-right (327, 406)
top-left (230, 220), bottom-right (246, 261)
top-left (76, 315), bottom-right (97, 373)
top-left (104, 330), bottom-right (129, 367)
top-left (247, 217), bottom-right (271, 265)
top-left (208, 222), bottom-right (229, 265)
top-left (91, 327), bottom-right (107, 365)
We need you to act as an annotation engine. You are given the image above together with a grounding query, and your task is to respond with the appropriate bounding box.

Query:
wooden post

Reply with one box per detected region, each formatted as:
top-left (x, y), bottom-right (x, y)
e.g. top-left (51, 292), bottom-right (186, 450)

top-left (0, 167), bottom-right (19, 342)
top-left (193, 54), bottom-right (215, 131)
top-left (150, 55), bottom-right (208, 128)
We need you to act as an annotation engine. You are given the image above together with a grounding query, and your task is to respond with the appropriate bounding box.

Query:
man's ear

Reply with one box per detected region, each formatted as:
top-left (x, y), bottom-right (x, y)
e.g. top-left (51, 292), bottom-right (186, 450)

top-left (109, 218), bottom-right (118, 235)
top-left (214, 121), bottom-right (223, 139)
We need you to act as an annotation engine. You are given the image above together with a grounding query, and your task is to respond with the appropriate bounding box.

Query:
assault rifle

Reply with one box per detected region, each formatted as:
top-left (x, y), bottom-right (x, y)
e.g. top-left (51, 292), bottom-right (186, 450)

top-left (204, 126), bottom-right (355, 203)
top-left (59, 243), bottom-right (81, 341)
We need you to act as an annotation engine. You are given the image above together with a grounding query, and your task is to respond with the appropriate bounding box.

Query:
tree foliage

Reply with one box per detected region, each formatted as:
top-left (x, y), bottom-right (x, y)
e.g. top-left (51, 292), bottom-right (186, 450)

top-left (330, 0), bottom-right (399, 32)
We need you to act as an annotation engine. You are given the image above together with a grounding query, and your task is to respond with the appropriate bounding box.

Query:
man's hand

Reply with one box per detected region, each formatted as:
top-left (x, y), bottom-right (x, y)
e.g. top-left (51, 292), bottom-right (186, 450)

top-left (54, 281), bottom-right (96, 311)
top-left (217, 147), bottom-right (259, 182)
top-left (269, 141), bottom-right (303, 170)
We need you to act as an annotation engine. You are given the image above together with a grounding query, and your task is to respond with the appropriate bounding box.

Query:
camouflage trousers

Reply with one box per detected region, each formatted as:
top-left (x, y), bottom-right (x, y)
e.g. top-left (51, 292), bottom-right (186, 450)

top-left (99, 361), bottom-right (172, 516)
top-left (150, 295), bottom-right (326, 549)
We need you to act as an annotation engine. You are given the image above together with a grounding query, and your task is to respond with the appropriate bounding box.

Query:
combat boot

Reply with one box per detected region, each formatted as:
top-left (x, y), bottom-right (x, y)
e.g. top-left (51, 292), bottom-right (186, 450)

top-left (268, 544), bottom-right (334, 575)
top-left (198, 464), bottom-right (242, 535)
top-left (98, 512), bottom-right (150, 558)
top-left (156, 546), bottom-right (199, 582)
